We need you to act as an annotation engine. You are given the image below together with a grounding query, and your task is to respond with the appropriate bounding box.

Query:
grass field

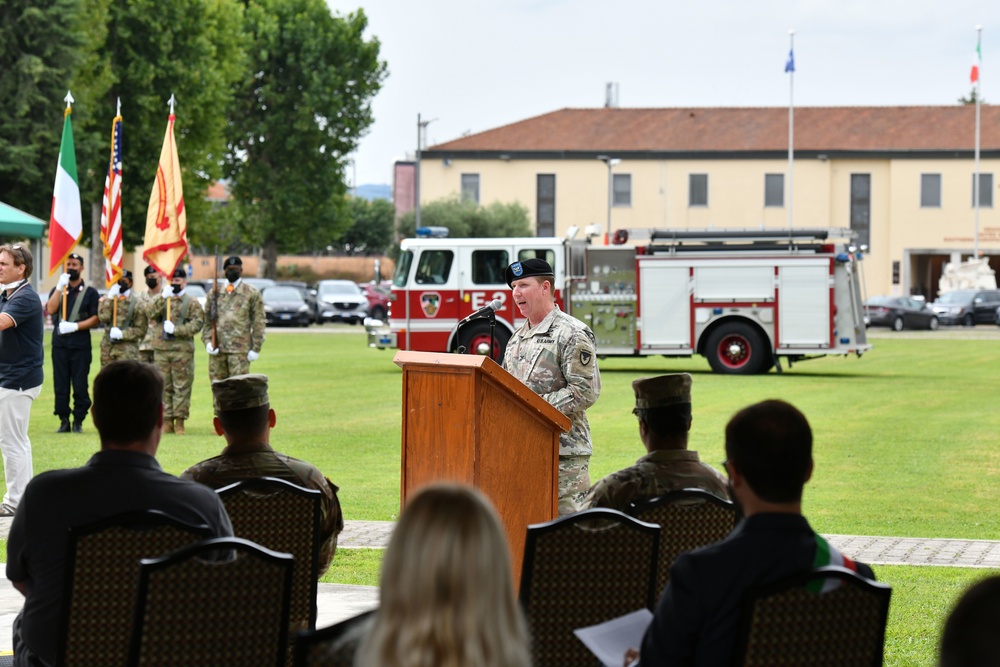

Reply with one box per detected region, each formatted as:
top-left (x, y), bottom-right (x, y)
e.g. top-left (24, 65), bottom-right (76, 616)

top-left (4, 328), bottom-right (999, 665)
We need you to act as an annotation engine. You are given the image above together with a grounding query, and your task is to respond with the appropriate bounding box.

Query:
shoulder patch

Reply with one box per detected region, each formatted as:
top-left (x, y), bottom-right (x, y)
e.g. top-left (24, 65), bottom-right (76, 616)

top-left (580, 349), bottom-right (592, 366)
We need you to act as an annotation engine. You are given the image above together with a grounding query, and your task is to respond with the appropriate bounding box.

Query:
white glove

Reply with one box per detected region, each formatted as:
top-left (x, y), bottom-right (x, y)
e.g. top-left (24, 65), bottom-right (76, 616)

top-left (56, 273), bottom-right (71, 290)
top-left (58, 321), bottom-right (79, 335)
top-left (206, 342), bottom-right (219, 356)
top-left (107, 284), bottom-right (121, 298)
top-left (109, 326), bottom-right (123, 341)
top-left (163, 320), bottom-right (176, 335)
top-left (247, 350), bottom-right (259, 362)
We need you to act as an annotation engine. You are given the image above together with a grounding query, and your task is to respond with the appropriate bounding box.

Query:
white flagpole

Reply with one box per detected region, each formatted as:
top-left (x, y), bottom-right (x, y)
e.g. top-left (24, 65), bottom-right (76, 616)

top-left (788, 29), bottom-right (795, 230)
top-left (973, 25), bottom-right (982, 260)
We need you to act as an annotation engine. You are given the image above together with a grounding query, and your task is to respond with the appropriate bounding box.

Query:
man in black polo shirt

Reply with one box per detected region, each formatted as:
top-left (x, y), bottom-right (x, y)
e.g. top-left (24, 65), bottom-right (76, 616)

top-left (45, 252), bottom-right (99, 433)
top-left (0, 244), bottom-right (44, 516)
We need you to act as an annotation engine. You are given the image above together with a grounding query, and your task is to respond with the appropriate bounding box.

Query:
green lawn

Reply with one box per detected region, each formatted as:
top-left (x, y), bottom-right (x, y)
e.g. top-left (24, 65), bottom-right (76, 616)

top-left (5, 329), bottom-right (1000, 666)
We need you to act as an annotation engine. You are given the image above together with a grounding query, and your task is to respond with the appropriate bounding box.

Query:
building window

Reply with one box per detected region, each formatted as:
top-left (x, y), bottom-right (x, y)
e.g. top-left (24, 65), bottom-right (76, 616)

top-left (972, 173), bottom-right (994, 207)
top-left (471, 250), bottom-right (508, 285)
top-left (921, 174), bottom-right (942, 208)
top-left (689, 174), bottom-right (708, 207)
top-left (461, 173), bottom-right (480, 205)
top-left (537, 174), bottom-right (555, 237)
top-left (764, 174), bottom-right (784, 207)
top-left (612, 174), bottom-right (631, 207)
top-left (850, 174), bottom-right (871, 249)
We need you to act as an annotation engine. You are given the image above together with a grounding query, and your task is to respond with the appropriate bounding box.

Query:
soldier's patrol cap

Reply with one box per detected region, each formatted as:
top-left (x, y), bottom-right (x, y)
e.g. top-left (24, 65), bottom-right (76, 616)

top-left (224, 256), bottom-right (243, 267)
top-left (121, 269), bottom-right (133, 280)
top-left (632, 373), bottom-right (693, 409)
top-left (504, 258), bottom-right (554, 287)
top-left (171, 268), bottom-right (187, 279)
top-left (143, 266), bottom-right (158, 276)
top-left (212, 374), bottom-right (270, 413)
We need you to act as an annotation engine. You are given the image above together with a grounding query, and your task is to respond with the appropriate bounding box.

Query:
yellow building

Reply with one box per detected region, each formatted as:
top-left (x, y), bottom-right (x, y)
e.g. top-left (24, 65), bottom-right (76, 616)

top-left (419, 106), bottom-right (1000, 299)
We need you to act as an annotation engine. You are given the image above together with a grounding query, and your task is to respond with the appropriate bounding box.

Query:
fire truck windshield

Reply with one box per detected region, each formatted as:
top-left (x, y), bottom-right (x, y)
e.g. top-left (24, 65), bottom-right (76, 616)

top-left (394, 251), bottom-right (413, 287)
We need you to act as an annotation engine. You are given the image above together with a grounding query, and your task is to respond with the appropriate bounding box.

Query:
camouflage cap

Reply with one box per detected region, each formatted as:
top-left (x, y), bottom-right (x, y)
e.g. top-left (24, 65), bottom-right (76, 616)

top-left (633, 373), bottom-right (692, 409)
top-left (212, 374), bottom-right (270, 413)
top-left (504, 258), bottom-right (554, 287)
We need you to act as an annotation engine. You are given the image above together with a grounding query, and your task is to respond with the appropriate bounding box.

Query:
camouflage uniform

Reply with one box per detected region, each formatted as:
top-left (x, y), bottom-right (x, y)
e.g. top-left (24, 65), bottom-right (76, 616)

top-left (180, 445), bottom-right (343, 575)
top-left (202, 281), bottom-right (265, 382)
top-left (134, 290), bottom-right (159, 364)
top-left (503, 305), bottom-right (601, 514)
top-left (97, 295), bottom-right (149, 366)
top-left (149, 294), bottom-right (205, 421)
top-left (580, 449), bottom-right (730, 512)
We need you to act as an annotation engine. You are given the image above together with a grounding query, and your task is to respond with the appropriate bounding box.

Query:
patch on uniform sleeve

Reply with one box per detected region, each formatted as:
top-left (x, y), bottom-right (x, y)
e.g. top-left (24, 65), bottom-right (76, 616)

top-left (579, 349), bottom-right (592, 366)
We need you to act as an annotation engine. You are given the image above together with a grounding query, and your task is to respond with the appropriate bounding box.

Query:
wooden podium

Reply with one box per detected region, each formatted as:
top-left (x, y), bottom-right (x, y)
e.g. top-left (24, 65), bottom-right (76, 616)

top-left (393, 351), bottom-right (571, 582)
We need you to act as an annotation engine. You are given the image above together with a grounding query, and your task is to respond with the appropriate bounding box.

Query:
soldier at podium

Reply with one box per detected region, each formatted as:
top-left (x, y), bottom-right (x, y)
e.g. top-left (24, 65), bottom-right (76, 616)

top-left (503, 258), bottom-right (601, 515)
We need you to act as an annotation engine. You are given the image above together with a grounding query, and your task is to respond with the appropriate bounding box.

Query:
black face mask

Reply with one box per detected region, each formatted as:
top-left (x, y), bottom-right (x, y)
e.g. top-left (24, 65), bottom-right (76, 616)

top-left (145, 277), bottom-right (159, 289)
top-left (118, 280), bottom-right (130, 292)
top-left (171, 284), bottom-right (182, 294)
top-left (67, 269), bottom-right (81, 281)
top-left (225, 269), bottom-right (240, 283)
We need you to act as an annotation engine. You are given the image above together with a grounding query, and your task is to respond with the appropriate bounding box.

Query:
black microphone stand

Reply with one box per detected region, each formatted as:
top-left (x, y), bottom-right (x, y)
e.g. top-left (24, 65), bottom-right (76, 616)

top-left (488, 309), bottom-right (496, 361)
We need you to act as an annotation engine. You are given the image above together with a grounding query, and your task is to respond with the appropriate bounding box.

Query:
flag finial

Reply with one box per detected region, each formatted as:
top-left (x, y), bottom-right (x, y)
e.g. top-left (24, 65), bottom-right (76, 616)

top-left (168, 94), bottom-right (176, 115)
top-left (63, 91), bottom-right (74, 109)
top-left (116, 97), bottom-right (121, 117)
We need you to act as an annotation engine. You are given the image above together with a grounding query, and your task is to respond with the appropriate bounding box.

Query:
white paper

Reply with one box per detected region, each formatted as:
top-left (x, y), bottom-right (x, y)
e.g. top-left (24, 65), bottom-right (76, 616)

top-left (573, 608), bottom-right (653, 667)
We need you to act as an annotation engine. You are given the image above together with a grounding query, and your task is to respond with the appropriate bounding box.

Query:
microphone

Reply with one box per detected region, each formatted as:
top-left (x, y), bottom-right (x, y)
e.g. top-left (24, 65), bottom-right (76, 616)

top-left (458, 299), bottom-right (502, 326)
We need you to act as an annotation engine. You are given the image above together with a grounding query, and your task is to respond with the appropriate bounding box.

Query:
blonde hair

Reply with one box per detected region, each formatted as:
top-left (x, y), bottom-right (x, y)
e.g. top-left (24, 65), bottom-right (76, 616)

top-left (356, 483), bottom-right (530, 667)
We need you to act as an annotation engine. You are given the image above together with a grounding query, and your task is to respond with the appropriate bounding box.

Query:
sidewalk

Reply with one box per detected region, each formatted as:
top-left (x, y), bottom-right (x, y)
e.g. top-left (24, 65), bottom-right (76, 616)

top-left (2, 519), bottom-right (1000, 652)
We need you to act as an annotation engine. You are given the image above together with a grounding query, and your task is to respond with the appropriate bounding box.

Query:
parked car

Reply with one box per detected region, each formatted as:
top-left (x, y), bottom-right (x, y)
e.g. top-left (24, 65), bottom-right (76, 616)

top-left (275, 281), bottom-right (319, 323)
top-left (315, 280), bottom-right (369, 324)
top-left (865, 296), bottom-right (939, 331)
top-left (261, 285), bottom-right (312, 327)
top-left (929, 289), bottom-right (1000, 326)
top-left (359, 282), bottom-right (391, 320)
top-left (185, 283), bottom-right (208, 311)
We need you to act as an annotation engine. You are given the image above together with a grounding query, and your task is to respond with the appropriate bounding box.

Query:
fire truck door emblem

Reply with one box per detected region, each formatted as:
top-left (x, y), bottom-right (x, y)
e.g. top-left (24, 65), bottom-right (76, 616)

top-left (420, 292), bottom-right (441, 317)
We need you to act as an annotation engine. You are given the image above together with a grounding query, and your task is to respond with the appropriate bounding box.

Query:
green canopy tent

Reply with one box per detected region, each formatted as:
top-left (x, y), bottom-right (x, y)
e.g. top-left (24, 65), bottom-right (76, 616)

top-left (0, 201), bottom-right (47, 289)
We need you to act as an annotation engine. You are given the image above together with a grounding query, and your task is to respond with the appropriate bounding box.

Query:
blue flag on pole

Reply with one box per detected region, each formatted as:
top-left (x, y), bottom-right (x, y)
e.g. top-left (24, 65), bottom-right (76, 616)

top-left (785, 49), bottom-right (795, 73)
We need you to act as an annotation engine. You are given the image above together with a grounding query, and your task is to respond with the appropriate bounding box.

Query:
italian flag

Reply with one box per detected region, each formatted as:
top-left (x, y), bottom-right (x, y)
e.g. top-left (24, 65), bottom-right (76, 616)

top-left (48, 101), bottom-right (83, 275)
top-left (808, 532), bottom-right (859, 593)
top-left (971, 36), bottom-right (982, 85)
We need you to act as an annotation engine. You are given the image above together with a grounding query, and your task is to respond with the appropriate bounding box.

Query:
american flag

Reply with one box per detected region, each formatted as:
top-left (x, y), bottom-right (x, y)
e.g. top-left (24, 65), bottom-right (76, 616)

top-left (101, 111), bottom-right (124, 288)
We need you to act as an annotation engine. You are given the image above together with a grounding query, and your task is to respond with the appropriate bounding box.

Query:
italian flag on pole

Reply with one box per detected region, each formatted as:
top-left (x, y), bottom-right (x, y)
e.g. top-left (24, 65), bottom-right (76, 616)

top-left (48, 93), bottom-right (83, 275)
top-left (971, 35), bottom-right (982, 84)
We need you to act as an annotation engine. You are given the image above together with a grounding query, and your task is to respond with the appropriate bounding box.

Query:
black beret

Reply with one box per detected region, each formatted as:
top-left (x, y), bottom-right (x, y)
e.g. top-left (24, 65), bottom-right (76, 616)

top-left (504, 258), bottom-right (554, 287)
top-left (171, 268), bottom-right (187, 279)
top-left (68, 253), bottom-right (84, 263)
top-left (121, 269), bottom-right (133, 280)
top-left (143, 266), bottom-right (158, 276)
top-left (224, 256), bottom-right (243, 267)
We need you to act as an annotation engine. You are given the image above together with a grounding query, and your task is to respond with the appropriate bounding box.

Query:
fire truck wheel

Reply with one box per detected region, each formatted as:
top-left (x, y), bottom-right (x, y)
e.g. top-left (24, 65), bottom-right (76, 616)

top-left (705, 323), bottom-right (769, 375)
top-left (458, 322), bottom-right (510, 364)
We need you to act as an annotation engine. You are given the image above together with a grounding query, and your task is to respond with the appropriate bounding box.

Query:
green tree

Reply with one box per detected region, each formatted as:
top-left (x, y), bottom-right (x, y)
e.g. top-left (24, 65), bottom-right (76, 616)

top-left (336, 197), bottom-right (395, 256)
top-left (394, 197), bottom-right (534, 256)
top-left (959, 89), bottom-right (987, 105)
top-left (224, 0), bottom-right (386, 277)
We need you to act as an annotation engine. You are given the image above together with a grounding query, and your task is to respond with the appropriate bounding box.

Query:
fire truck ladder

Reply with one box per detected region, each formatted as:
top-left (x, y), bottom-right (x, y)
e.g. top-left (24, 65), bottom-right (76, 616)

top-left (634, 228), bottom-right (858, 256)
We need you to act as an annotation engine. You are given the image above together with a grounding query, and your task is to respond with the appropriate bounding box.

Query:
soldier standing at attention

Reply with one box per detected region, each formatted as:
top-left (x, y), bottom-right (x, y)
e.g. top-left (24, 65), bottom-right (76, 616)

top-left (149, 269), bottom-right (204, 435)
top-left (135, 265), bottom-right (163, 364)
top-left (502, 258), bottom-right (601, 515)
top-left (203, 256), bottom-right (265, 382)
top-left (97, 270), bottom-right (148, 367)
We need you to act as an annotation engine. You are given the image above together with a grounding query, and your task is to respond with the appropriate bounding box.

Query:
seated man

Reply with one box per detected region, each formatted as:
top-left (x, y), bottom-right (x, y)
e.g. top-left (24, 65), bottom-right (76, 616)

top-left (580, 373), bottom-right (728, 511)
top-left (6, 360), bottom-right (233, 667)
top-left (639, 399), bottom-right (876, 667)
top-left (181, 374), bottom-right (344, 576)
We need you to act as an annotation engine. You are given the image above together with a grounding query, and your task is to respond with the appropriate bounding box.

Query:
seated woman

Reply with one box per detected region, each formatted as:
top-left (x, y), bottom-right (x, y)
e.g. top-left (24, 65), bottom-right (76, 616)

top-left (356, 483), bottom-right (530, 667)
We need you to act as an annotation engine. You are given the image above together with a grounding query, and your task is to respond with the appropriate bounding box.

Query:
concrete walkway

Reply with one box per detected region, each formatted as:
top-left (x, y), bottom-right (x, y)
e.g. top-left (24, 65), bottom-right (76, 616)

top-left (2, 519), bottom-right (999, 653)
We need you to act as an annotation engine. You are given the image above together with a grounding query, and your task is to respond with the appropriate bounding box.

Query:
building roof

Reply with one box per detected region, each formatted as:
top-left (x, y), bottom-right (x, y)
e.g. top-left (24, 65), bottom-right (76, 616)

top-left (426, 106), bottom-right (1000, 155)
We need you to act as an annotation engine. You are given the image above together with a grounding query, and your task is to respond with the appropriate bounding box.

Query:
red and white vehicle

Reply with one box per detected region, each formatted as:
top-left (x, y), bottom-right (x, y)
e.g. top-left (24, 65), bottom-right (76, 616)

top-left (366, 228), bottom-right (871, 374)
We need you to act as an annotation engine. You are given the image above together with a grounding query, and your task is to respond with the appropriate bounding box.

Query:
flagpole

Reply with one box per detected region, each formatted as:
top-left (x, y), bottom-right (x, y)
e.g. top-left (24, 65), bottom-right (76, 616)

top-left (973, 25), bottom-right (982, 260)
top-left (61, 91), bottom-right (74, 322)
top-left (788, 29), bottom-right (795, 231)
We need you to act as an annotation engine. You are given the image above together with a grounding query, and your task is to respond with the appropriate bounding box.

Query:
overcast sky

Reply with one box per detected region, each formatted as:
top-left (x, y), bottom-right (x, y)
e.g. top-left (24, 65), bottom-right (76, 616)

top-left (325, 0), bottom-right (997, 186)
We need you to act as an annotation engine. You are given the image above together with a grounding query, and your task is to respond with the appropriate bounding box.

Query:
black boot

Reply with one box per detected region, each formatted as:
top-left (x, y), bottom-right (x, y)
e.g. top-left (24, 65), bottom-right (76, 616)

top-left (57, 419), bottom-right (71, 433)
top-left (72, 420), bottom-right (83, 433)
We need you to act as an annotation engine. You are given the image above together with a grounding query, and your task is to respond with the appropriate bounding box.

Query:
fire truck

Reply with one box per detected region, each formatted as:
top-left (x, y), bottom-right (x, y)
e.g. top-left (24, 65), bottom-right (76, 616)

top-left (365, 227), bottom-right (871, 374)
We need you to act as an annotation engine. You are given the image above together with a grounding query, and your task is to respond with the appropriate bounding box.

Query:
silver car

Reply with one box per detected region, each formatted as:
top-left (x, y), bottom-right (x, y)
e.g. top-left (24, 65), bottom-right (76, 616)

top-left (316, 280), bottom-right (369, 324)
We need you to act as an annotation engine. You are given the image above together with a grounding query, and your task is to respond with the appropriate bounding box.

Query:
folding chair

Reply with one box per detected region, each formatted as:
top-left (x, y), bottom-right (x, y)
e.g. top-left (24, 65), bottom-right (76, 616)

top-left (55, 509), bottom-right (212, 667)
top-left (734, 565), bottom-right (892, 667)
top-left (628, 489), bottom-right (738, 596)
top-left (292, 609), bottom-right (377, 667)
top-left (127, 537), bottom-right (294, 667)
top-left (519, 508), bottom-right (660, 667)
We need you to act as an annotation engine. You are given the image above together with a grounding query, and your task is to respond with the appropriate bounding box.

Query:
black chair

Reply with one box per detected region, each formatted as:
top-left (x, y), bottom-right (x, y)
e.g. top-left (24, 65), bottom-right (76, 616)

top-left (55, 509), bottom-right (212, 667)
top-left (292, 609), bottom-right (377, 667)
top-left (519, 508), bottom-right (660, 667)
top-left (628, 489), bottom-right (738, 596)
top-left (734, 566), bottom-right (892, 667)
top-left (127, 537), bottom-right (294, 667)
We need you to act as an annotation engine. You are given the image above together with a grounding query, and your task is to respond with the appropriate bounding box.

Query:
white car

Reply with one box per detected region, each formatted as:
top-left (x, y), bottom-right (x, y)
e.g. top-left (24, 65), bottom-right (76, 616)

top-left (316, 280), bottom-right (369, 324)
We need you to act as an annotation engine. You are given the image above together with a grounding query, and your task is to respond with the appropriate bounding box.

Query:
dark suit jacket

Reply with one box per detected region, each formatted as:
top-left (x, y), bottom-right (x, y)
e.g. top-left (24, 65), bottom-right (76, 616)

top-left (640, 512), bottom-right (875, 667)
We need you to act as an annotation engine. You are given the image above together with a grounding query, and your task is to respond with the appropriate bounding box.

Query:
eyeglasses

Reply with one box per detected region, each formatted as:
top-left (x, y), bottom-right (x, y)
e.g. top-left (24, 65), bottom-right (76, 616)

top-left (721, 460), bottom-right (731, 477)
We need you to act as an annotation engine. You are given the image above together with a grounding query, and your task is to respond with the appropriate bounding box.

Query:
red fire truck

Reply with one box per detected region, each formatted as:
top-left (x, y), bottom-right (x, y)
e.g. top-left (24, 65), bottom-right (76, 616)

top-left (365, 228), bottom-right (871, 374)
